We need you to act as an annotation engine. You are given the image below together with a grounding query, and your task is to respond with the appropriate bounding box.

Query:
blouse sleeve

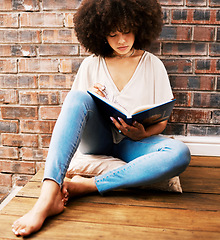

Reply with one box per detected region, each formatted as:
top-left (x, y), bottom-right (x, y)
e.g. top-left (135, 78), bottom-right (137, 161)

top-left (152, 56), bottom-right (173, 103)
top-left (71, 55), bottom-right (97, 92)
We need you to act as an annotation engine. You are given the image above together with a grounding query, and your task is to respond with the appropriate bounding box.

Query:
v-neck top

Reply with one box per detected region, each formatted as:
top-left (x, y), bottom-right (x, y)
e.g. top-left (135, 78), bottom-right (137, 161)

top-left (71, 51), bottom-right (173, 143)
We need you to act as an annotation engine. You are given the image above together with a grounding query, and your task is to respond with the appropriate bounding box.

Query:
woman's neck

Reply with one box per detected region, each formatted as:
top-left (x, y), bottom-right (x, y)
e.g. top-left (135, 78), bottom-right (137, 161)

top-left (112, 48), bottom-right (135, 59)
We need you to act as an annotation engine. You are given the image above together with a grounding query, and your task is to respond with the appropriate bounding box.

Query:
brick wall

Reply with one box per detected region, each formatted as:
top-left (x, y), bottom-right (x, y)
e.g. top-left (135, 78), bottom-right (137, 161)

top-left (0, 0), bottom-right (219, 191)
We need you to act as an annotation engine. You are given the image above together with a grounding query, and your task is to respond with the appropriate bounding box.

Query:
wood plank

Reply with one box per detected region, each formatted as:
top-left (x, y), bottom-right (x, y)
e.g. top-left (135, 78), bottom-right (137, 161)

top-left (30, 168), bottom-right (44, 182)
top-left (1, 196), bottom-right (220, 233)
top-left (180, 167), bottom-right (220, 194)
top-left (5, 187), bottom-right (220, 214)
top-left (58, 202), bottom-right (220, 233)
top-left (29, 156), bottom-right (220, 183)
top-left (75, 190), bottom-right (220, 211)
top-left (18, 166), bottom-right (220, 198)
top-left (1, 214), bottom-right (220, 240)
top-left (190, 156), bottom-right (220, 168)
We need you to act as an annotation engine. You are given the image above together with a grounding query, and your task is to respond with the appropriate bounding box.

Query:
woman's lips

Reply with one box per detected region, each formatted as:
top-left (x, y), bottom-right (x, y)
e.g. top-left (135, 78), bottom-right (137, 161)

top-left (118, 46), bottom-right (128, 51)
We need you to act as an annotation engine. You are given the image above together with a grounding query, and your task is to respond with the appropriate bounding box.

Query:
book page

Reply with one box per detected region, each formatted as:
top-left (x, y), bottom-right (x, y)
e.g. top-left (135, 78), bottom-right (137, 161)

top-left (131, 104), bottom-right (157, 115)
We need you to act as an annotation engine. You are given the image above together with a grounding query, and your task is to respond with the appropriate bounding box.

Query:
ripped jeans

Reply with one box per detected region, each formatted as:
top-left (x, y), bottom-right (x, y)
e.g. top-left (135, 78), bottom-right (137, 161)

top-left (44, 91), bottom-right (191, 194)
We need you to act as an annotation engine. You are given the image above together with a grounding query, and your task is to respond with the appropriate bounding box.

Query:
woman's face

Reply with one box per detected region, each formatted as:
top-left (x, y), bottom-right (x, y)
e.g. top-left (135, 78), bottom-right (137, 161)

top-left (106, 31), bottom-right (135, 56)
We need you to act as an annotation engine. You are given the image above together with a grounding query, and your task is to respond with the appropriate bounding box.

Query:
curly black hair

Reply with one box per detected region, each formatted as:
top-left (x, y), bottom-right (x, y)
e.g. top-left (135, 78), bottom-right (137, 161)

top-left (74, 0), bottom-right (163, 57)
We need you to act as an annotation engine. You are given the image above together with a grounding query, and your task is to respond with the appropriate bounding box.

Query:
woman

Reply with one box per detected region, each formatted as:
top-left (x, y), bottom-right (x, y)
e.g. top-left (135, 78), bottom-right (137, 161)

top-left (12, 0), bottom-right (191, 236)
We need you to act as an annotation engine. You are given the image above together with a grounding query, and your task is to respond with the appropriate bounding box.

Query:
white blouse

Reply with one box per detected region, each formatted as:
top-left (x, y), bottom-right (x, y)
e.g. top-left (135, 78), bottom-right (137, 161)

top-left (71, 51), bottom-right (173, 143)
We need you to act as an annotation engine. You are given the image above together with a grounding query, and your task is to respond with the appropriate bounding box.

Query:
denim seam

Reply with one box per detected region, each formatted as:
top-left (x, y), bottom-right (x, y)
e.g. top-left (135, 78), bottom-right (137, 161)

top-left (60, 109), bottom-right (90, 185)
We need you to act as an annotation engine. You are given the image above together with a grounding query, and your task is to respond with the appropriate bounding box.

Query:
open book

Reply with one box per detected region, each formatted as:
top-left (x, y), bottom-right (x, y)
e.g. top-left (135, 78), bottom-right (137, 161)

top-left (88, 91), bottom-right (176, 126)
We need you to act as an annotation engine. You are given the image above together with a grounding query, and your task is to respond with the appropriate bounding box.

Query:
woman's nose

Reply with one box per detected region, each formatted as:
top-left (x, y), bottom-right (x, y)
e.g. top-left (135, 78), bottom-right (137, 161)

top-left (118, 34), bottom-right (126, 44)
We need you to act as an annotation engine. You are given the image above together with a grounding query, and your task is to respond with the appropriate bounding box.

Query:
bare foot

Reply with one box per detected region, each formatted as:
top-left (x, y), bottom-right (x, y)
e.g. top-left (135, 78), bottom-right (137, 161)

top-left (12, 180), bottom-right (65, 237)
top-left (62, 175), bottom-right (97, 203)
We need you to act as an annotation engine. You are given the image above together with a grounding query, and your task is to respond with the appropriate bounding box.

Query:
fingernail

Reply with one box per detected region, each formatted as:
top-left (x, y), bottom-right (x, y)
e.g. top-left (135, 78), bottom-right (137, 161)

top-left (118, 117), bottom-right (122, 121)
top-left (20, 229), bottom-right (26, 233)
top-left (110, 117), bottom-right (114, 122)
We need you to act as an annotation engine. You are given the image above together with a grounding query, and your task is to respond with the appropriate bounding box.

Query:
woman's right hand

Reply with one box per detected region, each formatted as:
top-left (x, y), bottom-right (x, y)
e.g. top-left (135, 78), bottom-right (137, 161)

top-left (90, 83), bottom-right (106, 97)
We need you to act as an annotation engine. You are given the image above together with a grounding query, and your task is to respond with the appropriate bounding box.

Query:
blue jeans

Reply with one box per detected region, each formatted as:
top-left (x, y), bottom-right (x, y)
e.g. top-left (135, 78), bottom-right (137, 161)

top-left (44, 91), bottom-right (191, 194)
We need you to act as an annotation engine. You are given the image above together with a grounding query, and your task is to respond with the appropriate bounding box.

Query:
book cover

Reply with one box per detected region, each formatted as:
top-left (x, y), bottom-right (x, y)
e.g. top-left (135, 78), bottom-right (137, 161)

top-left (87, 91), bottom-right (176, 126)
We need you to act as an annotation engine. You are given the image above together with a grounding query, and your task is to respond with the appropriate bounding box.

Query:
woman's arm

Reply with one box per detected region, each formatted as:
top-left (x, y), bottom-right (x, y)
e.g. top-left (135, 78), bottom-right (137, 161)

top-left (110, 117), bottom-right (168, 141)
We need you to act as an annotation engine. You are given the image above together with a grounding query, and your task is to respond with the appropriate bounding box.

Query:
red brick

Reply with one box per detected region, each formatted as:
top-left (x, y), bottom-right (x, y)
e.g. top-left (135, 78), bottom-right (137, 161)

top-left (162, 59), bottom-right (192, 73)
top-left (217, 77), bottom-right (220, 90)
top-left (149, 41), bottom-right (161, 55)
top-left (36, 162), bottom-right (45, 172)
top-left (21, 13), bottom-right (63, 27)
top-left (79, 46), bottom-right (91, 56)
top-left (39, 45), bottom-right (78, 56)
top-left (0, 13), bottom-right (18, 28)
top-left (0, 59), bottom-right (17, 73)
top-left (186, 0), bottom-right (206, 6)
top-left (42, 0), bottom-right (81, 10)
top-left (19, 91), bottom-right (59, 105)
top-left (0, 75), bottom-right (37, 89)
top-left (12, 174), bottom-right (33, 187)
top-left (193, 27), bottom-right (215, 41)
top-left (39, 75), bottom-right (74, 89)
top-left (163, 43), bottom-right (207, 56)
top-left (61, 90), bottom-right (69, 103)
top-left (0, 1), bottom-right (12, 10)
top-left (21, 120), bottom-right (56, 134)
top-left (0, 160), bottom-right (35, 174)
top-left (2, 133), bottom-right (38, 147)
top-left (40, 135), bottom-right (51, 148)
top-left (19, 59), bottom-right (59, 73)
top-left (40, 106), bottom-right (61, 120)
top-left (11, 0), bottom-right (39, 11)
top-left (65, 13), bottom-right (75, 27)
top-left (0, 30), bottom-right (41, 43)
top-left (193, 93), bottom-right (219, 108)
top-left (212, 110), bottom-right (220, 124)
top-left (0, 120), bottom-right (19, 133)
top-left (159, 0), bottom-right (184, 6)
top-left (173, 92), bottom-right (192, 107)
top-left (0, 173), bottom-right (12, 187)
top-left (159, 26), bottom-right (192, 41)
top-left (217, 28), bottom-right (220, 42)
top-left (171, 9), bottom-right (219, 24)
top-left (60, 58), bottom-right (84, 73)
top-left (188, 125), bottom-right (220, 136)
top-left (43, 29), bottom-right (78, 43)
top-left (163, 123), bottom-right (186, 136)
top-left (0, 146), bottom-right (18, 159)
top-left (162, 9), bottom-right (170, 24)
top-left (1, 106), bottom-right (38, 120)
top-left (0, 45), bottom-right (36, 57)
top-left (210, 43), bottom-right (220, 56)
top-left (170, 76), bottom-right (215, 91)
top-left (170, 109), bottom-right (211, 123)
top-left (0, 89), bottom-right (18, 104)
top-left (209, 0), bottom-right (220, 7)
top-left (195, 59), bottom-right (220, 74)
top-left (21, 147), bottom-right (48, 161)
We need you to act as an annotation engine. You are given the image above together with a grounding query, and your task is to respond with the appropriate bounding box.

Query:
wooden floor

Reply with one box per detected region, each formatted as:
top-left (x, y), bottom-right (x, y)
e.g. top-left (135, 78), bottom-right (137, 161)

top-left (1, 156), bottom-right (220, 239)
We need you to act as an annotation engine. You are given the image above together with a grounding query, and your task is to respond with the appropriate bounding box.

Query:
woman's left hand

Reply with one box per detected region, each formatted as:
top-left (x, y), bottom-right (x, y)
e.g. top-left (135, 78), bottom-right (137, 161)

top-left (110, 117), bottom-right (147, 141)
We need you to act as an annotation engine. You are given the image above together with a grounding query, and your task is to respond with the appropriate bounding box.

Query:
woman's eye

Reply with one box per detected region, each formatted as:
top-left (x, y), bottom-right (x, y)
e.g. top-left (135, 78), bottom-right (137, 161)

top-left (109, 34), bottom-right (116, 37)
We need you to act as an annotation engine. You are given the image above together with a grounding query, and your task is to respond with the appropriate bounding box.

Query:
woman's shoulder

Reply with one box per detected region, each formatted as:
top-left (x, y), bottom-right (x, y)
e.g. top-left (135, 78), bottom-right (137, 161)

top-left (143, 51), bottom-right (164, 65)
top-left (80, 54), bottom-right (101, 67)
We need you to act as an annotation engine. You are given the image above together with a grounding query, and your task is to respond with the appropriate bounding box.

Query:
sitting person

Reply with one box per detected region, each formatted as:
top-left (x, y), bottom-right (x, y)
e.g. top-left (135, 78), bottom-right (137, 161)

top-left (12, 0), bottom-right (191, 236)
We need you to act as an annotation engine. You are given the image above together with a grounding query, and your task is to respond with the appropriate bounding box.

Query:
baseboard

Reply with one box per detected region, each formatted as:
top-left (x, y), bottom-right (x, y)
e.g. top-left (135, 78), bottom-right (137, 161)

top-left (168, 136), bottom-right (220, 156)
